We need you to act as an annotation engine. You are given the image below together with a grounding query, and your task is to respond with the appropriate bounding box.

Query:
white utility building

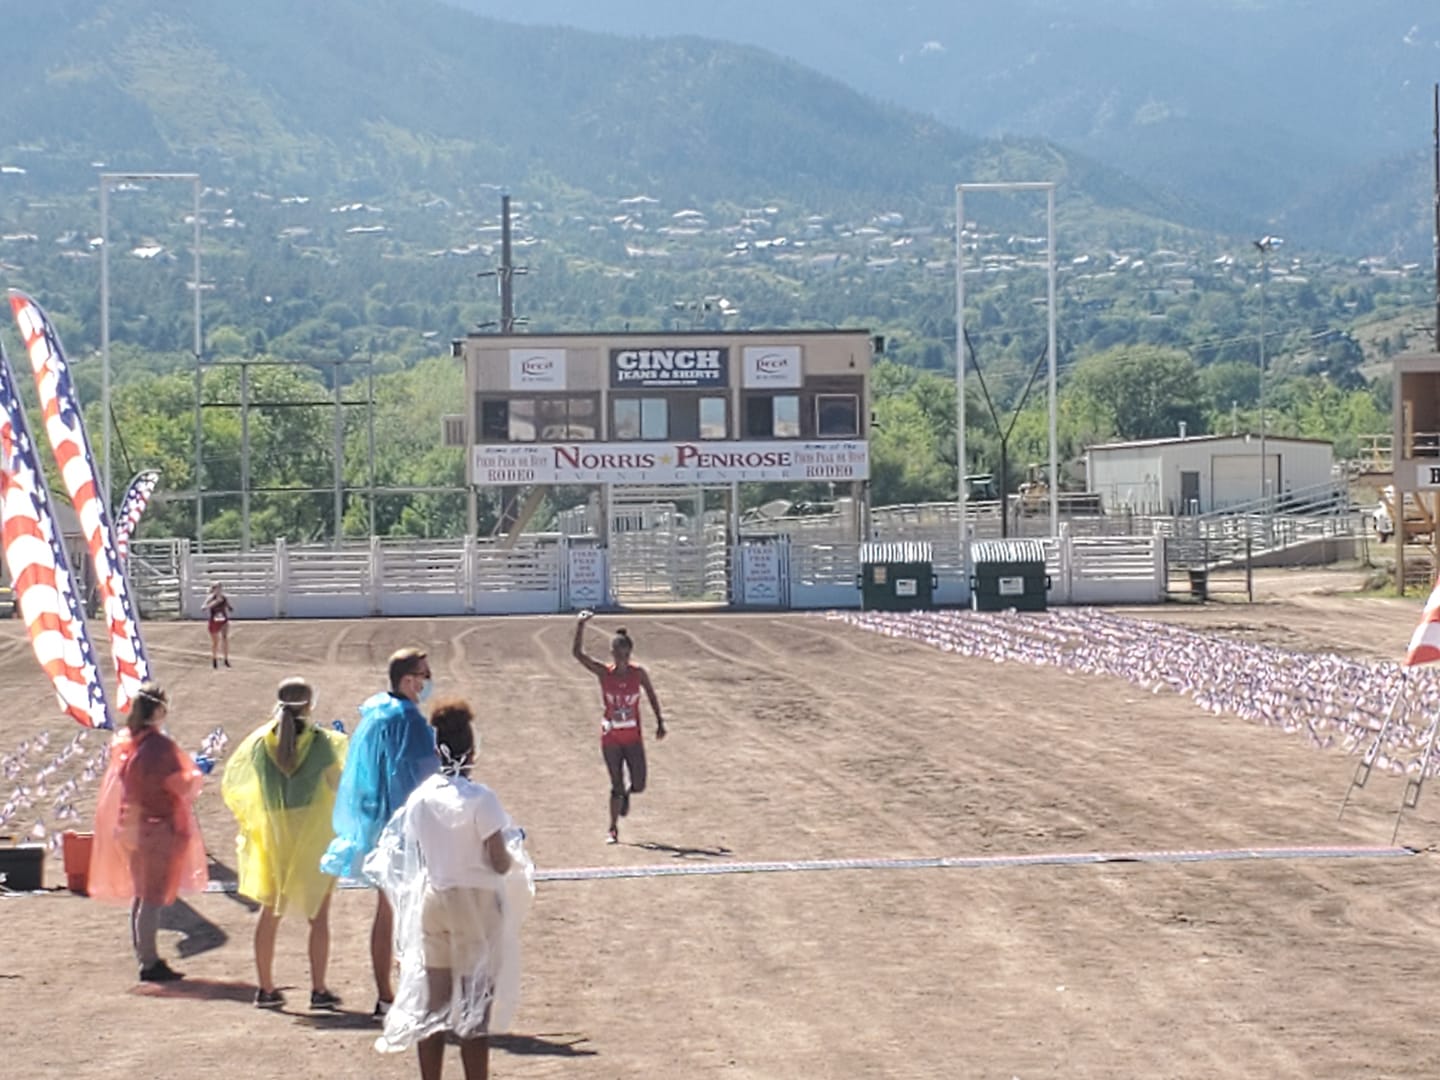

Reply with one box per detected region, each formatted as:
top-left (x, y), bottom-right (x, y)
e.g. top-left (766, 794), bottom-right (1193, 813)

top-left (1085, 433), bottom-right (1334, 515)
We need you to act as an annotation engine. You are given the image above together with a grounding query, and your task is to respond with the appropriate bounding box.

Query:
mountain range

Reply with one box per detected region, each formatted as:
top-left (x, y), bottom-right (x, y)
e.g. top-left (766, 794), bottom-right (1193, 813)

top-left (0, 0), bottom-right (1432, 273)
top-left (447, 0), bottom-right (1440, 254)
top-left (0, 0), bottom-right (1201, 229)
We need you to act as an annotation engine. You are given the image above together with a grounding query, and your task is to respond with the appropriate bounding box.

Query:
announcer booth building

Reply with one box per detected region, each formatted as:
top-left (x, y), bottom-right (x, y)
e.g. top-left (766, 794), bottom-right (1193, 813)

top-left (454, 330), bottom-right (875, 607)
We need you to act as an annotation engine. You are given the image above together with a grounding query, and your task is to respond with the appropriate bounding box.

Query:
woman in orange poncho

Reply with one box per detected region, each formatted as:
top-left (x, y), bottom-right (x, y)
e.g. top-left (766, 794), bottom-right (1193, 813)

top-left (89, 682), bottom-right (209, 983)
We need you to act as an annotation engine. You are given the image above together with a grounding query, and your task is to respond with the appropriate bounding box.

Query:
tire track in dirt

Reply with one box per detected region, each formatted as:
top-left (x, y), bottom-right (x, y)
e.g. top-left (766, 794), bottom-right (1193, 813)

top-left (529, 620), bottom-right (571, 680)
top-left (780, 615), bottom-right (970, 679)
top-left (143, 623), bottom-right (297, 673)
top-left (692, 617), bottom-right (1297, 855)
top-left (323, 621), bottom-right (354, 667)
top-left (661, 618), bottom-right (956, 847)
top-left (1069, 866), bottom-right (1314, 1078)
top-left (692, 616), bottom-right (1078, 849)
top-left (443, 623), bottom-right (483, 681)
top-left (0, 634), bottom-right (31, 664)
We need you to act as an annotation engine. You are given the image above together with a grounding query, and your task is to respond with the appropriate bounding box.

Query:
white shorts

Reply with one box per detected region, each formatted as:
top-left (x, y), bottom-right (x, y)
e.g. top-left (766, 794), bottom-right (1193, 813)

top-left (420, 885), bottom-right (502, 971)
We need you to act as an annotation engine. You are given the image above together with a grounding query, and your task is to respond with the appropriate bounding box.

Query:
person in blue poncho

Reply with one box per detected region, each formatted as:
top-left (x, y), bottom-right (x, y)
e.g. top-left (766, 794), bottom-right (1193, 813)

top-left (321, 646), bottom-right (440, 1019)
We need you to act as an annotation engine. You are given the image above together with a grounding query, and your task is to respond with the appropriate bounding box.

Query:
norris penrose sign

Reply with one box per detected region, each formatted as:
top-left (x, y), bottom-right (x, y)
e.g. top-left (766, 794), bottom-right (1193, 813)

top-left (472, 440), bottom-right (868, 485)
top-left (610, 347), bottom-right (728, 388)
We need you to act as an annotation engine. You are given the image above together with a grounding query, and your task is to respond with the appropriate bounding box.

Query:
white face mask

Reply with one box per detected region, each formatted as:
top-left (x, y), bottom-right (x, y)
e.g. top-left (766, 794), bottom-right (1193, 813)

top-left (417, 679), bottom-right (434, 704)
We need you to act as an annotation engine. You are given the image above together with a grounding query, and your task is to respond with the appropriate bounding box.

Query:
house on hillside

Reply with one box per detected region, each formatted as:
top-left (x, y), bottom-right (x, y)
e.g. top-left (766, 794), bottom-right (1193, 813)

top-left (1085, 433), bottom-right (1334, 515)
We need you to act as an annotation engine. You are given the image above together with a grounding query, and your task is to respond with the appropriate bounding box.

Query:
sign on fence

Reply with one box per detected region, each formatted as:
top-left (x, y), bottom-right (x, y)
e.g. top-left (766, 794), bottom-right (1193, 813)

top-left (568, 545), bottom-right (608, 609)
top-left (739, 540), bottom-right (785, 606)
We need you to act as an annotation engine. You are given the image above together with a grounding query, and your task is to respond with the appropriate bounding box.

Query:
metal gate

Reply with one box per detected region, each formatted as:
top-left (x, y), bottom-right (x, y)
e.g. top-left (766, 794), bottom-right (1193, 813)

top-left (126, 538), bottom-right (188, 618)
top-left (608, 486), bottom-right (731, 605)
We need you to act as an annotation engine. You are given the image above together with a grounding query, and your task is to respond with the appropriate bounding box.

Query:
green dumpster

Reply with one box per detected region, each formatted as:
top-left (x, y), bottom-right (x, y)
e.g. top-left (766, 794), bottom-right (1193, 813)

top-left (858, 541), bottom-right (936, 612)
top-left (970, 539), bottom-right (1049, 612)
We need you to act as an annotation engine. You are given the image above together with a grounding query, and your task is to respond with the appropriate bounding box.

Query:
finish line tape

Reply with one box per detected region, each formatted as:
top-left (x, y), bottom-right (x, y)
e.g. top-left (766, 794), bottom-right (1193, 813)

top-left (196, 843), bottom-right (1415, 893)
top-left (531, 844), bottom-right (1414, 882)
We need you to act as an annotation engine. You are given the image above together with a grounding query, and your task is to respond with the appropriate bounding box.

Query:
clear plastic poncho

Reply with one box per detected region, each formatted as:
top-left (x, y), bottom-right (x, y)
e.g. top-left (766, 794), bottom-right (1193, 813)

top-left (362, 771), bottom-right (534, 1052)
top-left (222, 716), bottom-right (348, 918)
top-left (88, 727), bottom-right (209, 905)
top-left (321, 692), bottom-right (438, 879)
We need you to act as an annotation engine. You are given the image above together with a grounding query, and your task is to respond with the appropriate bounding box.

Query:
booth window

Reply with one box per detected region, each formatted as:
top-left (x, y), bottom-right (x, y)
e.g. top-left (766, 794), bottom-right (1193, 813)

top-left (744, 394), bottom-right (801, 439)
top-left (538, 396), bottom-right (599, 440)
top-left (479, 398), bottom-right (509, 442)
top-left (640, 398), bottom-right (669, 440)
top-left (774, 395), bottom-right (801, 437)
top-left (478, 396), bottom-right (597, 442)
top-left (566, 397), bottom-right (599, 440)
top-left (699, 397), bottom-right (728, 440)
top-left (614, 397), bottom-right (668, 440)
top-left (507, 398), bottom-right (537, 442)
top-left (816, 394), bottom-right (860, 438)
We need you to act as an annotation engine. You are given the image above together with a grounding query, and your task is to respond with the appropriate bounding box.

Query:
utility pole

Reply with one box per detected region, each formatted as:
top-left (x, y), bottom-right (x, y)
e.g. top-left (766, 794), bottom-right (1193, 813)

top-left (476, 194), bottom-right (528, 538)
top-left (1254, 235), bottom-right (1278, 505)
top-left (478, 194), bottom-right (527, 334)
top-left (1433, 83), bottom-right (1439, 349)
top-left (500, 193), bottom-right (515, 333)
top-left (1259, 239), bottom-right (1267, 504)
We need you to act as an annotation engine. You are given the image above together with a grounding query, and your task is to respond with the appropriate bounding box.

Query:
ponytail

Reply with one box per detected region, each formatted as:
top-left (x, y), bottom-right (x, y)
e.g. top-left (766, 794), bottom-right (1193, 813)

top-left (272, 677), bottom-right (314, 773)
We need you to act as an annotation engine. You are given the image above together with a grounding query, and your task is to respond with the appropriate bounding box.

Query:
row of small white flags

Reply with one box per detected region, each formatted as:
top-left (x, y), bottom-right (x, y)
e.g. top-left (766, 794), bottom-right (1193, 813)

top-left (1336, 560), bottom-right (1440, 838)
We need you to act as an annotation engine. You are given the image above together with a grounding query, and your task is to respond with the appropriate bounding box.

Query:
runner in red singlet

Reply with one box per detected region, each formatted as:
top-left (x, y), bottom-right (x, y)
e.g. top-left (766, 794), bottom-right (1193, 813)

top-left (572, 611), bottom-right (666, 844)
top-left (204, 583), bottom-right (234, 669)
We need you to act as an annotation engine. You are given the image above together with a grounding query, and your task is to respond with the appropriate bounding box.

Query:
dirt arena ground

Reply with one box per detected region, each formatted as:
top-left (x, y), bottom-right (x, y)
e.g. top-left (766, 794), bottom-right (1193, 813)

top-left (4, 566), bottom-right (1440, 1079)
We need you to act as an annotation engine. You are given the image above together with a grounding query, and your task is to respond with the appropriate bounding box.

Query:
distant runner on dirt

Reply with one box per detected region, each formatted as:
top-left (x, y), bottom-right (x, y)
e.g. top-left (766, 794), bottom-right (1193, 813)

top-left (572, 611), bottom-right (666, 844)
top-left (203, 583), bottom-right (234, 669)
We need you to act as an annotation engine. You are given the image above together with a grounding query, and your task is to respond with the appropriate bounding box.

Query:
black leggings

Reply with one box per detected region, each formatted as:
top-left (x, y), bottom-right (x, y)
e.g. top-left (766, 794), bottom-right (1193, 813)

top-left (602, 741), bottom-right (647, 798)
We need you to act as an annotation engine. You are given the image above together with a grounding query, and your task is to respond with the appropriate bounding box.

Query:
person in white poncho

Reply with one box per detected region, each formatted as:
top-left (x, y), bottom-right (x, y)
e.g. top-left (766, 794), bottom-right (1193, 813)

top-left (363, 698), bottom-right (533, 1080)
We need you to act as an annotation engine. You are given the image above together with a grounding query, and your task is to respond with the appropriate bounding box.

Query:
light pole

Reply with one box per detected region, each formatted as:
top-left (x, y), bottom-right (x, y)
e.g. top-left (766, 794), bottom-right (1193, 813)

top-left (1253, 235), bottom-right (1279, 505)
top-left (955, 181), bottom-right (1059, 541)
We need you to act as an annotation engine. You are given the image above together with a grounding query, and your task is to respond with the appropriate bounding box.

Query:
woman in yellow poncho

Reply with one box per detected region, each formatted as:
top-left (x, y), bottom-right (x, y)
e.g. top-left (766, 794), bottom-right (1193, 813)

top-left (223, 676), bottom-right (348, 1010)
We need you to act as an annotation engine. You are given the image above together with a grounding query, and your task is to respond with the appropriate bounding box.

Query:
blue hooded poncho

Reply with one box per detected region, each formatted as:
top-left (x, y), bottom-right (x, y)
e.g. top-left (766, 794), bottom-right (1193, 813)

top-left (320, 691), bottom-right (438, 879)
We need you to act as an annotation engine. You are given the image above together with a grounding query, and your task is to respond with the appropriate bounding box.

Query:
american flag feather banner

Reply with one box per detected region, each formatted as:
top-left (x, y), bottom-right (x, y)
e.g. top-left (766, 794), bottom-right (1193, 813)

top-left (0, 339), bottom-right (112, 728)
top-left (1404, 576), bottom-right (1440, 667)
top-left (116, 469), bottom-right (160, 560)
top-left (9, 291), bottom-right (151, 714)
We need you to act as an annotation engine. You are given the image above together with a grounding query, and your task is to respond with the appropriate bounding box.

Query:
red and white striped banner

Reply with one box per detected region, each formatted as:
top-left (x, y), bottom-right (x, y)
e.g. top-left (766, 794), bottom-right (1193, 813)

top-left (0, 340), bottom-right (112, 728)
top-left (116, 469), bottom-right (160, 560)
top-left (1405, 576), bottom-right (1440, 666)
top-left (9, 291), bottom-right (152, 713)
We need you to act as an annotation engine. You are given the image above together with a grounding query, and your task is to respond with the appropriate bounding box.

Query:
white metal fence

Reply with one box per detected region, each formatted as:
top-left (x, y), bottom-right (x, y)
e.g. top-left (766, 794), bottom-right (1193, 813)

top-left (1062, 536), bottom-right (1166, 605)
top-left (179, 537), bottom-right (563, 618)
top-left (788, 543), bottom-right (864, 610)
top-left (154, 528), bottom-right (1176, 618)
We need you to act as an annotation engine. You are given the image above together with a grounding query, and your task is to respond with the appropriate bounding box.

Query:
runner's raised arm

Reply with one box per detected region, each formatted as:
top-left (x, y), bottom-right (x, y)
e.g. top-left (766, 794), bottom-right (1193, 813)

top-left (572, 610), bottom-right (608, 677)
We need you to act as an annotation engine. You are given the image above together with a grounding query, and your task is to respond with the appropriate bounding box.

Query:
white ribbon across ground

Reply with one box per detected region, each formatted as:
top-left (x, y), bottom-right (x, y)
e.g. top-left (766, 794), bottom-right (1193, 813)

top-left (196, 843), bottom-right (1414, 893)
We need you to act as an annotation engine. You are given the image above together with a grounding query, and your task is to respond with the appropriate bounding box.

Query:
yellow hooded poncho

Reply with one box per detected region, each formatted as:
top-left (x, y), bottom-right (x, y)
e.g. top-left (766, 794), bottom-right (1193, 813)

top-left (222, 717), bottom-right (348, 918)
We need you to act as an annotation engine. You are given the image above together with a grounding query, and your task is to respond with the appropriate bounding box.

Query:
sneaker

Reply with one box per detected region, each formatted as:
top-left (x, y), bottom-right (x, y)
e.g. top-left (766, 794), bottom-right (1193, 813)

top-left (620, 790), bottom-right (631, 818)
top-left (212, 658), bottom-right (218, 670)
top-left (224, 659), bottom-right (231, 668)
top-left (138, 960), bottom-right (183, 983)
top-left (606, 827), bottom-right (619, 845)
top-left (254, 988), bottom-right (285, 1009)
top-left (310, 989), bottom-right (341, 1011)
